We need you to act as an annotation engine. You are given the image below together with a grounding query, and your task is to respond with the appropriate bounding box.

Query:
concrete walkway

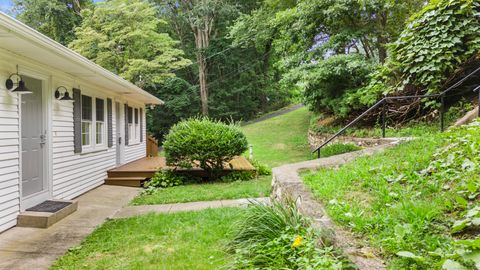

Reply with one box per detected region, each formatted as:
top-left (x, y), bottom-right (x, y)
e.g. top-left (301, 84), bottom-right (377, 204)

top-left (0, 185), bottom-right (140, 270)
top-left (113, 197), bottom-right (270, 219)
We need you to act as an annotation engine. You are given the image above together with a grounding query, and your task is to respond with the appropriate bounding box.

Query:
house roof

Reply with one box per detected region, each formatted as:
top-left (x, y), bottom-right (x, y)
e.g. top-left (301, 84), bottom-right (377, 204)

top-left (0, 12), bottom-right (163, 105)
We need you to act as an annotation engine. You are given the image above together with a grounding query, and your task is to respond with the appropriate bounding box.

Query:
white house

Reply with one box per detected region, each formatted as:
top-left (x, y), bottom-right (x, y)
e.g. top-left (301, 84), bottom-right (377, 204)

top-left (0, 12), bottom-right (163, 233)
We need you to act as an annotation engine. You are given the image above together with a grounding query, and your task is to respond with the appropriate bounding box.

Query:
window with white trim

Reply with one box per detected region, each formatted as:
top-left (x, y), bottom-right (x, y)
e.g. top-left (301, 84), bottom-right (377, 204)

top-left (128, 106), bottom-right (134, 143)
top-left (81, 95), bottom-right (92, 146)
top-left (95, 98), bottom-right (105, 145)
top-left (81, 94), bottom-right (107, 150)
top-left (134, 108), bottom-right (139, 140)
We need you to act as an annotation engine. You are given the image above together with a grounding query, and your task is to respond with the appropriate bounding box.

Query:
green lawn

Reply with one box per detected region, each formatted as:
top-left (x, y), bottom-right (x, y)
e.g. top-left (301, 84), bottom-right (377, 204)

top-left (302, 122), bottom-right (480, 269)
top-left (133, 106), bottom-right (313, 205)
top-left (51, 207), bottom-right (244, 270)
top-left (132, 176), bottom-right (271, 205)
top-left (241, 106), bottom-right (312, 167)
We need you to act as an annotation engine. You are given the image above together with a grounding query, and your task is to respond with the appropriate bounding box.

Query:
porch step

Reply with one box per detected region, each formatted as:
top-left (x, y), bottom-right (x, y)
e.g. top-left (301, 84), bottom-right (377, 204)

top-left (104, 176), bottom-right (147, 187)
top-left (17, 200), bottom-right (78, 228)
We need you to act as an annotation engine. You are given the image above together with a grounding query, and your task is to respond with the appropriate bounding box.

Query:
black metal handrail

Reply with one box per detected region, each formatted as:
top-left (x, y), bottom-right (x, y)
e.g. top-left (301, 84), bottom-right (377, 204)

top-left (312, 66), bottom-right (480, 158)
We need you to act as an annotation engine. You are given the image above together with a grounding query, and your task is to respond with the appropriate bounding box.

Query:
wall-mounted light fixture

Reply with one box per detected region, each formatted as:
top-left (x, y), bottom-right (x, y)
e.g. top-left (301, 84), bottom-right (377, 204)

top-left (54, 86), bottom-right (74, 101)
top-left (5, 65), bottom-right (32, 94)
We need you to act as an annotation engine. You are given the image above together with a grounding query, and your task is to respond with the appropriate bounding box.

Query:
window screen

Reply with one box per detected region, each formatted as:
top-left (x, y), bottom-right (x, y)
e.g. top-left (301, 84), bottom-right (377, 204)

top-left (128, 107), bottom-right (133, 124)
top-left (96, 98), bottom-right (104, 122)
top-left (81, 95), bottom-right (92, 120)
top-left (134, 108), bottom-right (139, 124)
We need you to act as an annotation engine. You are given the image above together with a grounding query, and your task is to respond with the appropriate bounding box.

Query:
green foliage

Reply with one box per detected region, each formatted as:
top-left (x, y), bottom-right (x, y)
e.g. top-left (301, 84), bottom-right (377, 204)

top-left (69, 0), bottom-right (191, 88)
top-left (220, 171), bottom-right (256, 182)
top-left (144, 169), bottom-right (186, 191)
top-left (320, 143), bottom-right (361, 158)
top-left (13, 0), bottom-right (92, 45)
top-left (248, 159), bottom-right (272, 176)
top-left (390, 0), bottom-right (480, 93)
top-left (147, 77), bottom-right (200, 141)
top-left (298, 54), bottom-right (375, 116)
top-left (227, 200), bottom-right (348, 269)
top-left (304, 120), bottom-right (480, 269)
top-left (163, 118), bottom-right (248, 179)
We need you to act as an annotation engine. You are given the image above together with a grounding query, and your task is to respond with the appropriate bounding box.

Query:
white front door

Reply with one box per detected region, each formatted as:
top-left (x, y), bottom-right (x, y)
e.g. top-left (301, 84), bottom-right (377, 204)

top-left (20, 76), bottom-right (48, 209)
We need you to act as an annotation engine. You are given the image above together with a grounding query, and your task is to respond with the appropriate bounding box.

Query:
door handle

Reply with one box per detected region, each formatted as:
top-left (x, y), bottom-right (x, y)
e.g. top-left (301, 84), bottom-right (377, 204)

top-left (40, 134), bottom-right (46, 147)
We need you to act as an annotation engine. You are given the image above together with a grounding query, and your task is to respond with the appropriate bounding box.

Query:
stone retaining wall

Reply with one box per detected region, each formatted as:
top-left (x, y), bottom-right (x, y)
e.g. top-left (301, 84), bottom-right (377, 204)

top-left (308, 130), bottom-right (395, 150)
top-left (271, 140), bottom-right (405, 270)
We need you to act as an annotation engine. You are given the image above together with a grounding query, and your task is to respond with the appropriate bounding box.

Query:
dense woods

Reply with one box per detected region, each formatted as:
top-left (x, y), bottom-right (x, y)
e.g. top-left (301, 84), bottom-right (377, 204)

top-left (10, 0), bottom-right (480, 139)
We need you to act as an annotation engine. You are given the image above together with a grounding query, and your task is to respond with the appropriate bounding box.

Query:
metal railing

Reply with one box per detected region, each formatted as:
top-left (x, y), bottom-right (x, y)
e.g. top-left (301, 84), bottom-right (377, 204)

top-left (312, 66), bottom-right (480, 158)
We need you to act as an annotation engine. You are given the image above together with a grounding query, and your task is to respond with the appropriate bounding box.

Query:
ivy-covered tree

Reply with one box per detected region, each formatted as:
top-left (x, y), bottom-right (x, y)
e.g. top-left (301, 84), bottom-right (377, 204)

top-left (13, 0), bottom-right (92, 45)
top-left (390, 0), bottom-right (480, 93)
top-left (69, 0), bottom-right (191, 88)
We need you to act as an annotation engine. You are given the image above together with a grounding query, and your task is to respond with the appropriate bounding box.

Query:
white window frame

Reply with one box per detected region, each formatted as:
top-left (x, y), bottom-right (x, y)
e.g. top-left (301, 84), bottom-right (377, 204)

top-left (81, 95), bottom-right (92, 148)
top-left (128, 105), bottom-right (141, 145)
top-left (81, 93), bottom-right (107, 153)
top-left (95, 98), bottom-right (106, 147)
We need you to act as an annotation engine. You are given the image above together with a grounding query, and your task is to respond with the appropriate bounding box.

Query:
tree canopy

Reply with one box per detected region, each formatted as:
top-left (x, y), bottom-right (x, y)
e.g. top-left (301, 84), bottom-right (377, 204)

top-left (69, 0), bottom-right (191, 88)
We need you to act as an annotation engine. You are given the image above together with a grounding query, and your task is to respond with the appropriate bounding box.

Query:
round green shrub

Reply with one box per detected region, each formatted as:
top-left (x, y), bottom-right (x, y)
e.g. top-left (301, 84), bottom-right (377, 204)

top-left (163, 118), bottom-right (249, 179)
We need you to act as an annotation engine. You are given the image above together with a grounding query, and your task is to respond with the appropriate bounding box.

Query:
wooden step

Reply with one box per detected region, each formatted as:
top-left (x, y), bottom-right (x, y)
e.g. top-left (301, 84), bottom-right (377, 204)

top-left (104, 176), bottom-right (147, 187)
top-left (107, 171), bottom-right (155, 178)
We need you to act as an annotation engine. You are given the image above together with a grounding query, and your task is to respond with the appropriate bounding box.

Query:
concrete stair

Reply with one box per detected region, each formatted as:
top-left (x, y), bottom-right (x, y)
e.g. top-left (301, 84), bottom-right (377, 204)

top-left (17, 200), bottom-right (78, 228)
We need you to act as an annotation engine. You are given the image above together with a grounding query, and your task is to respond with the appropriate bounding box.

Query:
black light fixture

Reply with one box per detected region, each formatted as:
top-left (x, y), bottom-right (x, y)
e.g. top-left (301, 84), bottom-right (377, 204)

top-left (54, 86), bottom-right (74, 102)
top-left (5, 65), bottom-right (32, 94)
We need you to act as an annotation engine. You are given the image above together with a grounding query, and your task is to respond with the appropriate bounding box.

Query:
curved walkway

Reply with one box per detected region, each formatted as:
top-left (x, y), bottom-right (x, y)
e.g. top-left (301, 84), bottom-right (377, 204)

top-left (113, 197), bottom-right (270, 219)
top-left (242, 104), bottom-right (304, 126)
top-left (271, 139), bottom-right (405, 270)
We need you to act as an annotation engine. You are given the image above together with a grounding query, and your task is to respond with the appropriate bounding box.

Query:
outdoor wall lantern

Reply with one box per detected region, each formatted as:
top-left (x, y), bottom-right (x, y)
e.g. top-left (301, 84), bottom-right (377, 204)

top-left (54, 86), bottom-right (74, 101)
top-left (5, 65), bottom-right (32, 94)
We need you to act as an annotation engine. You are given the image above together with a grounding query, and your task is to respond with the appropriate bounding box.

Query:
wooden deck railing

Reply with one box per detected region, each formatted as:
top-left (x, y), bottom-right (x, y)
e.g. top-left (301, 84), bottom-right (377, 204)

top-left (146, 134), bottom-right (159, 157)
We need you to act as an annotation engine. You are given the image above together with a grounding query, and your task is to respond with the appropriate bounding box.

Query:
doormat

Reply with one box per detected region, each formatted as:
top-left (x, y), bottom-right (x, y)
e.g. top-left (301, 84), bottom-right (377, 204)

top-left (27, 200), bottom-right (72, 213)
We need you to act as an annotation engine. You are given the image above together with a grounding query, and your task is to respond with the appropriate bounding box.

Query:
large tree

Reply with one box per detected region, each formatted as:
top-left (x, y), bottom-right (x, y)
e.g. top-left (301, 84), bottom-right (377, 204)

top-left (13, 0), bottom-right (92, 45)
top-left (69, 0), bottom-right (191, 88)
top-left (163, 0), bottom-right (237, 116)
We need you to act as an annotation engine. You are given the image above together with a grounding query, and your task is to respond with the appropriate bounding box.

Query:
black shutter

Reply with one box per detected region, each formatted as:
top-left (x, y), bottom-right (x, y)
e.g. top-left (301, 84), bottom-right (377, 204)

top-left (124, 103), bottom-right (129, 146)
top-left (73, 88), bottom-right (82, 153)
top-left (107, 98), bottom-right (113, 147)
top-left (140, 108), bottom-right (143, 142)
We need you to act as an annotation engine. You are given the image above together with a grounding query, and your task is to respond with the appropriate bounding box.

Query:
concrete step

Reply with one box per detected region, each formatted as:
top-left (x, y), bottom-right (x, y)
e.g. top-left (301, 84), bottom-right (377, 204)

top-left (104, 176), bottom-right (147, 187)
top-left (17, 200), bottom-right (78, 228)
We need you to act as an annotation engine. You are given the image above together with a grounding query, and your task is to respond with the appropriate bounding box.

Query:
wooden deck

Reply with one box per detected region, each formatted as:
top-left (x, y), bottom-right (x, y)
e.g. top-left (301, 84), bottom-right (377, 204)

top-left (105, 156), bottom-right (255, 187)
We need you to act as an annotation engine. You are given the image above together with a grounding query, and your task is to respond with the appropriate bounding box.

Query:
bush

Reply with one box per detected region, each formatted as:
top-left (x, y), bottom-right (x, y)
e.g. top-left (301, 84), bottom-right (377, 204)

top-left (220, 171), bottom-right (256, 182)
top-left (298, 54), bottom-right (375, 116)
top-left (319, 143), bottom-right (362, 158)
top-left (227, 200), bottom-right (348, 269)
top-left (144, 169), bottom-right (185, 190)
top-left (249, 159), bottom-right (272, 176)
top-left (163, 118), bottom-right (249, 179)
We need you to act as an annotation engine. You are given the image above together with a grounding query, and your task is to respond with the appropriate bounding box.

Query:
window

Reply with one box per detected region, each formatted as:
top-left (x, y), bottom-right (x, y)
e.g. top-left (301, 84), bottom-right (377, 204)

top-left (81, 95), bottom-right (92, 146)
top-left (134, 108), bottom-right (139, 140)
top-left (96, 98), bottom-right (105, 145)
top-left (128, 106), bottom-right (133, 142)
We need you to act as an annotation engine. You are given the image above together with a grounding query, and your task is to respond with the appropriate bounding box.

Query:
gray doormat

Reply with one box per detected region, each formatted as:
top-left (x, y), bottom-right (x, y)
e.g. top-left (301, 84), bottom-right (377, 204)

top-left (27, 200), bottom-right (72, 213)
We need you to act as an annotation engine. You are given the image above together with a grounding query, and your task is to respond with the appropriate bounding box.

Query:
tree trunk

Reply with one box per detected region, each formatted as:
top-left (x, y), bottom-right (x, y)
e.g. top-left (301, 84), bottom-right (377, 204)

top-left (195, 26), bottom-right (210, 116)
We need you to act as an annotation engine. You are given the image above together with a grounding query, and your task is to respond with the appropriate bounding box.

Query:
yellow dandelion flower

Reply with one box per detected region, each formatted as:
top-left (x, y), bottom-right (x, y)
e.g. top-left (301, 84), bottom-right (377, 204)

top-left (291, 236), bottom-right (303, 249)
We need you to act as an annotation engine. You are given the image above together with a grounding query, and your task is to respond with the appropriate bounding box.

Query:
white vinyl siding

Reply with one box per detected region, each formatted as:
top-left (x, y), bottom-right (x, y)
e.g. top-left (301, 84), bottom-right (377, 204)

top-left (0, 58), bottom-right (147, 233)
top-left (0, 73), bottom-right (20, 233)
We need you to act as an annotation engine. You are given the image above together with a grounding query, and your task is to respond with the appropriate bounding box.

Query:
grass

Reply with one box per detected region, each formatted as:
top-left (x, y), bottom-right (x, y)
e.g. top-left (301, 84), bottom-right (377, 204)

top-left (132, 175), bottom-right (271, 205)
top-left (241, 106), bottom-right (312, 167)
top-left (302, 121), bottom-right (480, 269)
top-left (51, 207), bottom-right (244, 270)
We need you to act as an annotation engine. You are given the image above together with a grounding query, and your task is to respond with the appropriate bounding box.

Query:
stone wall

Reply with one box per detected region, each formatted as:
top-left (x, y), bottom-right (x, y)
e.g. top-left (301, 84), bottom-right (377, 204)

top-left (271, 140), bottom-right (406, 270)
top-left (308, 130), bottom-right (396, 150)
